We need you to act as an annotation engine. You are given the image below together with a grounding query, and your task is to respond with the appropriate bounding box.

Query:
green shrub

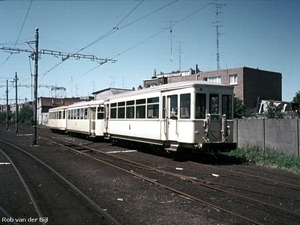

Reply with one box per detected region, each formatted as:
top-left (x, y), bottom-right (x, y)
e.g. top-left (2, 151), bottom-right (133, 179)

top-left (222, 146), bottom-right (300, 173)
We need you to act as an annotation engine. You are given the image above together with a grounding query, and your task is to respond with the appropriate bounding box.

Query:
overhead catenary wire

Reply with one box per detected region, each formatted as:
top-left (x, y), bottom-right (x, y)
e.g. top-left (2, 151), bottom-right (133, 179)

top-left (110, 0), bottom-right (217, 60)
top-left (59, 0), bottom-right (178, 87)
top-left (40, 0), bottom-right (146, 81)
top-left (0, 0), bottom-right (33, 69)
top-left (67, 0), bottom-right (216, 88)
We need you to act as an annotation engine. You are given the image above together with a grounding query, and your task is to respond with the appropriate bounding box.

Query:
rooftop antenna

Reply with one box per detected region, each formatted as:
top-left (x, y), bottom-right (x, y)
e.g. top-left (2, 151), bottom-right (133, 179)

top-left (176, 42), bottom-right (183, 71)
top-left (110, 76), bottom-right (115, 87)
top-left (163, 21), bottom-right (177, 72)
top-left (212, 3), bottom-right (225, 70)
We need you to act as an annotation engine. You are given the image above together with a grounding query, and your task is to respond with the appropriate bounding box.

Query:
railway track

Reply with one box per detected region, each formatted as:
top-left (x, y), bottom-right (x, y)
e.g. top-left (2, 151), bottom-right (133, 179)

top-left (2, 126), bottom-right (300, 224)
top-left (0, 138), bottom-right (121, 225)
top-left (43, 133), bottom-right (300, 225)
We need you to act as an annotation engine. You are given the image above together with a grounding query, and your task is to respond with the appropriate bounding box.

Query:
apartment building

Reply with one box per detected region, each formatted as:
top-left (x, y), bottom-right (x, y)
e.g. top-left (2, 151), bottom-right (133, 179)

top-left (144, 66), bottom-right (282, 111)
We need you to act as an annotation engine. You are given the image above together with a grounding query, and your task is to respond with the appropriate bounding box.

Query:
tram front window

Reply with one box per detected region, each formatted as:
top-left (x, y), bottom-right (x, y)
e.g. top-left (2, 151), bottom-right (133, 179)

top-left (195, 93), bottom-right (206, 119)
top-left (209, 94), bottom-right (219, 119)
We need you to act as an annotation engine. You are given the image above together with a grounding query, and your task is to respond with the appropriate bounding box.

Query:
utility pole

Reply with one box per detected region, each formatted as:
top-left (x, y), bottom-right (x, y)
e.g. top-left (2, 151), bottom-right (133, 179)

top-left (6, 80), bottom-right (9, 130)
top-left (1, 28), bottom-right (115, 145)
top-left (32, 28), bottom-right (39, 145)
top-left (14, 72), bottom-right (19, 133)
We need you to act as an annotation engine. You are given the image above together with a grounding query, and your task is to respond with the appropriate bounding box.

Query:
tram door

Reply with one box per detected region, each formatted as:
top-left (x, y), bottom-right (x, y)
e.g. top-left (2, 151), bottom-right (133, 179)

top-left (166, 95), bottom-right (178, 141)
top-left (89, 107), bottom-right (96, 136)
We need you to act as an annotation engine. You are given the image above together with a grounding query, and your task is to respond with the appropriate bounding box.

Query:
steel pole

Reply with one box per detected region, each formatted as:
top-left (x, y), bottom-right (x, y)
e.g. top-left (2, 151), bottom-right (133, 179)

top-left (15, 72), bottom-right (18, 133)
top-left (32, 28), bottom-right (39, 145)
top-left (6, 80), bottom-right (9, 130)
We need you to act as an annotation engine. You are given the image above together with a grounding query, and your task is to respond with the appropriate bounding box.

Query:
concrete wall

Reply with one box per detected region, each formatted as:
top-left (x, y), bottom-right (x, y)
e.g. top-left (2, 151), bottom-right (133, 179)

top-left (234, 119), bottom-right (300, 156)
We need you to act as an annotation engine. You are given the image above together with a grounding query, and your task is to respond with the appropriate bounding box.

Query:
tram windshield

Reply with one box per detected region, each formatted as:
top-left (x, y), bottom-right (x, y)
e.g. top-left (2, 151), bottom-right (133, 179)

top-left (195, 93), bottom-right (206, 119)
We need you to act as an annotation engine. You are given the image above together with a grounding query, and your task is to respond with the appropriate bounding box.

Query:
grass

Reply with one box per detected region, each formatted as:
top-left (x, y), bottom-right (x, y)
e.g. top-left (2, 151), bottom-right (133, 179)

top-left (36, 124), bottom-right (49, 129)
top-left (220, 146), bottom-right (300, 174)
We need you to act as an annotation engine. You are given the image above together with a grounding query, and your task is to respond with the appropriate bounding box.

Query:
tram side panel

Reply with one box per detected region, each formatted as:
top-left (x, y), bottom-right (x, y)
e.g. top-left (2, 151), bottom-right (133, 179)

top-left (108, 119), bottom-right (162, 145)
top-left (48, 107), bottom-right (67, 132)
top-left (67, 107), bottom-right (90, 135)
top-left (66, 103), bottom-right (105, 138)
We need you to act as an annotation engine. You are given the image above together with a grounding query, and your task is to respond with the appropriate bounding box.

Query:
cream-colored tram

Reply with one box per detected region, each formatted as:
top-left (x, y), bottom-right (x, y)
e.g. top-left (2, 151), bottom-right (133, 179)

top-left (104, 81), bottom-right (237, 153)
top-left (48, 106), bottom-right (68, 133)
top-left (66, 100), bottom-right (105, 138)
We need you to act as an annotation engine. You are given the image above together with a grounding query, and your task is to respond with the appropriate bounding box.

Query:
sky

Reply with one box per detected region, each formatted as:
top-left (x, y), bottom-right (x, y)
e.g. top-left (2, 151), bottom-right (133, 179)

top-left (0, 0), bottom-right (299, 104)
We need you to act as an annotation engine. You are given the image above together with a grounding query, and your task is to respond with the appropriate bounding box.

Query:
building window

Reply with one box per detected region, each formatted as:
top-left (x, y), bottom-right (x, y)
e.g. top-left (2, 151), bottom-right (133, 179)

top-left (207, 76), bottom-right (221, 84)
top-left (229, 74), bottom-right (238, 85)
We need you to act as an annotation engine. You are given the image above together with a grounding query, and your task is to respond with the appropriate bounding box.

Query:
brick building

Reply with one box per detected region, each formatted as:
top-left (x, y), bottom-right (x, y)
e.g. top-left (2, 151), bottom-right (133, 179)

top-left (144, 66), bottom-right (282, 111)
top-left (38, 97), bottom-right (83, 125)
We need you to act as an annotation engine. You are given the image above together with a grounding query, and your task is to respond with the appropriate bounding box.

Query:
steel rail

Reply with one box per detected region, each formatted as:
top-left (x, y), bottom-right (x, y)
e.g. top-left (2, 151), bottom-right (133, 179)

top-left (188, 160), bottom-right (300, 191)
top-left (45, 137), bottom-right (264, 225)
top-left (0, 149), bottom-right (45, 224)
top-left (0, 139), bottom-right (121, 225)
top-left (101, 151), bottom-right (300, 218)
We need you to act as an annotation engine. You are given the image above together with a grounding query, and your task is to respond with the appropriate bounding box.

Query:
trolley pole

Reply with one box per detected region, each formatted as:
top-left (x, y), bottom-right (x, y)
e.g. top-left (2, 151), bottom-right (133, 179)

top-left (32, 28), bottom-right (39, 145)
top-left (14, 72), bottom-right (19, 133)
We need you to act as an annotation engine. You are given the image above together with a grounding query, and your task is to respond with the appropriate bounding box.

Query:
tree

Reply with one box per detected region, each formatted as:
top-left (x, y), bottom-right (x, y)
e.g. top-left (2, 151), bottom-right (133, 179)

top-left (0, 112), bottom-right (6, 124)
top-left (265, 101), bottom-right (283, 119)
top-left (18, 104), bottom-right (33, 125)
top-left (234, 98), bottom-right (251, 118)
top-left (0, 111), bottom-right (12, 125)
top-left (292, 91), bottom-right (300, 118)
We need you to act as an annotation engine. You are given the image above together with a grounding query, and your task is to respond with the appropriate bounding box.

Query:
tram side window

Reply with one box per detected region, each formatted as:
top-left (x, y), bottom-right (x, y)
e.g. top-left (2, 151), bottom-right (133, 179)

top-left (170, 95), bottom-right (178, 118)
top-left (136, 99), bottom-right (146, 119)
top-left (84, 108), bottom-right (88, 119)
top-left (162, 96), bottom-right (166, 119)
top-left (209, 94), bottom-right (219, 115)
top-left (126, 100), bottom-right (135, 119)
top-left (118, 102), bottom-right (125, 119)
top-left (147, 97), bottom-right (159, 118)
top-left (62, 111), bottom-right (65, 119)
top-left (76, 109), bottom-right (79, 119)
top-left (110, 103), bottom-right (117, 119)
top-left (195, 93), bottom-right (206, 119)
top-left (222, 95), bottom-right (233, 119)
top-left (180, 94), bottom-right (190, 119)
top-left (79, 108), bottom-right (84, 119)
top-left (97, 106), bottom-right (104, 119)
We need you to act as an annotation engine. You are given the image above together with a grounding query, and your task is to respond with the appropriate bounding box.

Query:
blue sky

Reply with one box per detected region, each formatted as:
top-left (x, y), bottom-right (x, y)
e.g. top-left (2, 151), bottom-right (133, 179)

top-left (0, 0), bottom-right (299, 103)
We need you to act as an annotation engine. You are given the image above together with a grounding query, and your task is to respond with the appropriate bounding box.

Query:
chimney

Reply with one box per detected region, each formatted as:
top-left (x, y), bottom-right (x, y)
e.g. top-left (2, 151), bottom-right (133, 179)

top-left (152, 69), bottom-right (157, 79)
top-left (196, 64), bottom-right (199, 73)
